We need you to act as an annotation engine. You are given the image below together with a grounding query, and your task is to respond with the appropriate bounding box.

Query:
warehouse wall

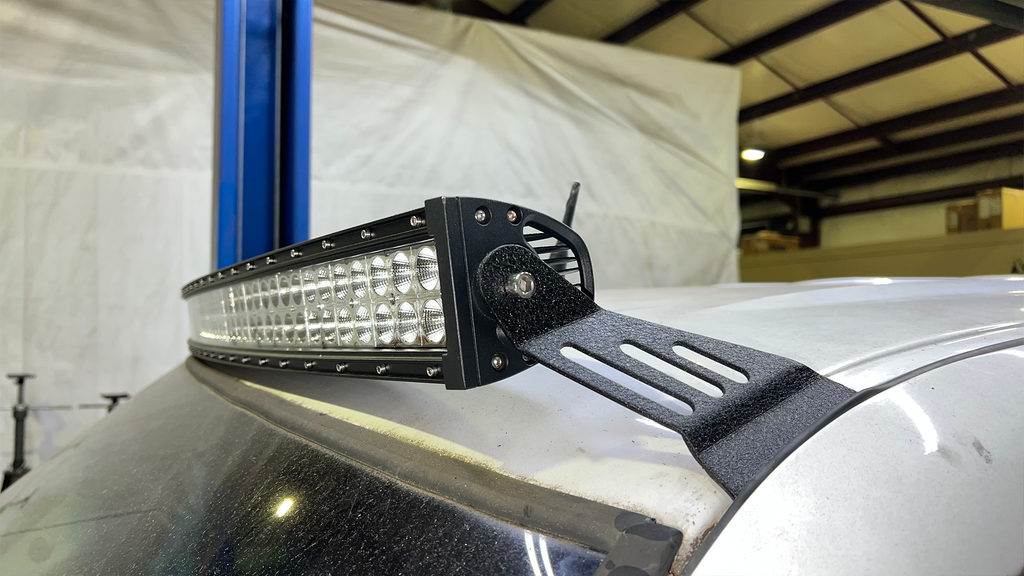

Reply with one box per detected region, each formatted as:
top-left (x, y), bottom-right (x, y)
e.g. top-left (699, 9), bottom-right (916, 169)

top-left (310, 0), bottom-right (741, 289)
top-left (0, 0), bottom-right (214, 468)
top-left (819, 156), bottom-right (1024, 248)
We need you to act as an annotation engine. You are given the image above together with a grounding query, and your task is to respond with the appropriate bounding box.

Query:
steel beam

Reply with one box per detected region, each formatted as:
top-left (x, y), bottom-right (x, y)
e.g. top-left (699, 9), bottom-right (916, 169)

top-left (603, 0), bottom-right (704, 44)
top-left (788, 115), bottom-right (1024, 180)
top-left (917, 0), bottom-right (1024, 32)
top-left (712, 0), bottom-right (887, 65)
top-left (806, 139), bottom-right (1024, 190)
top-left (740, 24), bottom-right (1020, 123)
top-left (820, 175), bottom-right (1024, 216)
top-left (771, 84), bottom-right (1024, 161)
top-left (508, 0), bottom-right (550, 23)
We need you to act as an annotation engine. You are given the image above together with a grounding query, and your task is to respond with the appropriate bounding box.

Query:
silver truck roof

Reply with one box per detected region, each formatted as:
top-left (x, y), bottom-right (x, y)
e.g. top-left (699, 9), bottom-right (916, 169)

top-left (239, 276), bottom-right (1024, 566)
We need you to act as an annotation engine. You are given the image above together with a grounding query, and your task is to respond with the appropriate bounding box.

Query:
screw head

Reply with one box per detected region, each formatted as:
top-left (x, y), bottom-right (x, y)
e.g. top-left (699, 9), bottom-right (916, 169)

top-left (474, 208), bottom-right (490, 224)
top-left (246, 262), bottom-right (257, 270)
top-left (259, 358), bottom-right (269, 366)
top-left (336, 363), bottom-right (348, 373)
top-left (279, 360), bottom-right (290, 368)
top-left (291, 248), bottom-right (302, 258)
top-left (322, 239), bottom-right (334, 249)
top-left (507, 272), bottom-right (536, 299)
top-left (360, 229), bottom-right (372, 240)
top-left (266, 256), bottom-right (276, 265)
top-left (241, 357), bottom-right (250, 364)
top-left (506, 209), bottom-right (520, 224)
top-left (426, 365), bottom-right (441, 378)
top-left (304, 361), bottom-right (316, 370)
top-left (217, 272), bottom-right (224, 279)
top-left (410, 215), bottom-right (426, 227)
top-left (228, 355), bottom-right (236, 362)
top-left (376, 364), bottom-right (388, 376)
top-left (491, 354), bottom-right (507, 372)
top-left (230, 268), bottom-right (238, 275)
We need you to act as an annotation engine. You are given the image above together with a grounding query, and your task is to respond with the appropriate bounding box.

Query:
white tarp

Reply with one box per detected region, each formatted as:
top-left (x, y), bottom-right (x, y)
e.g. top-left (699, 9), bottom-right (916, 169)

top-left (312, 0), bottom-right (740, 288)
top-left (0, 0), bottom-right (737, 468)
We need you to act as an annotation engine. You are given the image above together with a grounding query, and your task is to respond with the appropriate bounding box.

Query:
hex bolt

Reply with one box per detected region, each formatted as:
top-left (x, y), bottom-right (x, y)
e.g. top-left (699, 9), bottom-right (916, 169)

top-left (336, 363), bottom-right (348, 373)
top-left (506, 209), bottom-right (520, 224)
top-left (291, 248), bottom-right (302, 258)
top-left (426, 365), bottom-right (441, 378)
top-left (491, 354), bottom-right (507, 372)
top-left (360, 229), bottom-right (372, 240)
top-left (410, 215), bottom-right (426, 228)
top-left (474, 208), bottom-right (490, 224)
top-left (376, 364), bottom-right (388, 376)
top-left (507, 272), bottom-right (536, 299)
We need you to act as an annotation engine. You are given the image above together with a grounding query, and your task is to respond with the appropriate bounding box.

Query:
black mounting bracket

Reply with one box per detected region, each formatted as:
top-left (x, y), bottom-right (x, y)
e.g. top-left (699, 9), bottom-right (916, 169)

top-left (477, 245), bottom-right (854, 497)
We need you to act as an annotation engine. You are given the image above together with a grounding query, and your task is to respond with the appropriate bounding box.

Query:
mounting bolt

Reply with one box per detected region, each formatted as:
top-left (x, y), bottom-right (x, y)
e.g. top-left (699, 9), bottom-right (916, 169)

top-left (507, 272), bottom-right (536, 299)
top-left (291, 248), bottom-right (302, 258)
top-left (246, 262), bottom-right (257, 271)
top-left (474, 208), bottom-right (490, 224)
top-left (218, 354), bottom-right (225, 360)
top-left (360, 229), bottom-right (372, 240)
top-left (258, 358), bottom-right (269, 366)
top-left (491, 354), bottom-right (507, 372)
top-left (410, 215), bottom-right (426, 228)
top-left (217, 272), bottom-right (224, 279)
top-left (426, 365), bottom-right (441, 378)
top-left (322, 239), bottom-right (334, 249)
top-left (266, 256), bottom-right (276, 265)
top-left (336, 363), bottom-right (348, 373)
top-left (304, 361), bottom-right (316, 370)
top-left (241, 357), bottom-right (250, 364)
top-left (230, 268), bottom-right (238, 275)
top-left (228, 355), bottom-right (236, 362)
top-left (506, 208), bottom-right (520, 224)
top-left (279, 360), bottom-right (290, 368)
top-left (376, 364), bottom-right (388, 376)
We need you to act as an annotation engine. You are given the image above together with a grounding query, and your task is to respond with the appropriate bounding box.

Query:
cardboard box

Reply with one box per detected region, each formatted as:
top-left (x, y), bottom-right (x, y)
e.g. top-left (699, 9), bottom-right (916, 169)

top-left (946, 201), bottom-right (978, 234)
top-left (1001, 187), bottom-right (1023, 230)
top-left (977, 189), bottom-right (1002, 230)
top-left (740, 231), bottom-right (800, 255)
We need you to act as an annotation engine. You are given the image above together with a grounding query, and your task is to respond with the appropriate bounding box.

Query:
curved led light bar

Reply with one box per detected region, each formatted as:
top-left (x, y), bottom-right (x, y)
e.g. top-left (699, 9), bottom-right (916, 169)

top-left (183, 197), bottom-right (595, 388)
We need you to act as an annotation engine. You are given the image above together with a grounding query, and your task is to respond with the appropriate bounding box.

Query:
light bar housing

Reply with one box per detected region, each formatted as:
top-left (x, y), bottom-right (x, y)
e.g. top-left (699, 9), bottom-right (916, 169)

top-left (183, 197), bottom-right (595, 389)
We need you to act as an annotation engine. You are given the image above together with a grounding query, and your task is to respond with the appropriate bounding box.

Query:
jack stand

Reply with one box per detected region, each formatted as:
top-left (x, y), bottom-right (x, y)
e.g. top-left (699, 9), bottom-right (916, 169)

top-left (2, 373), bottom-right (35, 492)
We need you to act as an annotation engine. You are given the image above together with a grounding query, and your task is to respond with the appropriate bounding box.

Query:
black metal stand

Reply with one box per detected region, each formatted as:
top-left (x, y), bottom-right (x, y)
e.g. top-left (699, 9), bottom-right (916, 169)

top-left (2, 373), bottom-right (35, 492)
top-left (101, 393), bottom-right (130, 413)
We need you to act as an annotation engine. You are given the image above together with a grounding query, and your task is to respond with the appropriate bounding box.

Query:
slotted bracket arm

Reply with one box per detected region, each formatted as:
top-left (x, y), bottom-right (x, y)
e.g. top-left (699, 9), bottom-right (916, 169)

top-left (477, 245), bottom-right (854, 497)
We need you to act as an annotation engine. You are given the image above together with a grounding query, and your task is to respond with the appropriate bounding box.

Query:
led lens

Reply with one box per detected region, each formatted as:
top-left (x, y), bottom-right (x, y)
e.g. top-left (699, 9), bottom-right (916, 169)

top-left (317, 265), bottom-right (333, 303)
top-left (416, 247), bottom-right (439, 291)
top-left (370, 256), bottom-right (389, 296)
top-left (332, 263), bottom-right (348, 300)
top-left (350, 261), bottom-right (368, 299)
top-left (337, 307), bottom-right (353, 344)
top-left (392, 252), bottom-right (412, 294)
top-left (375, 304), bottom-right (396, 345)
top-left (397, 301), bottom-right (418, 344)
top-left (354, 306), bottom-right (373, 345)
top-left (422, 299), bottom-right (445, 344)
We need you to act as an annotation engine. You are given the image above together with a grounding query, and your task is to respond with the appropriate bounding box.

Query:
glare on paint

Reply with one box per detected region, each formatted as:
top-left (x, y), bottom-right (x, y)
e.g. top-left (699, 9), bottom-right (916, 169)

top-left (276, 498), bottom-right (294, 517)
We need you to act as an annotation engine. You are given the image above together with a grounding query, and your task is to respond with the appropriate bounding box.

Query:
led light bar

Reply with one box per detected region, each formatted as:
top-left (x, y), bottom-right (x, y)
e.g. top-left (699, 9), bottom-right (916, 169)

top-left (183, 197), bottom-right (595, 388)
top-left (185, 194), bottom-right (860, 498)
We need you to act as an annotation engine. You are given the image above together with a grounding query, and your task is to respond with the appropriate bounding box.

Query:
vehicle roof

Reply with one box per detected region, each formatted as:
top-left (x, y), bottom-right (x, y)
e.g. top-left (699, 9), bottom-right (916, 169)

top-left (234, 276), bottom-right (1024, 563)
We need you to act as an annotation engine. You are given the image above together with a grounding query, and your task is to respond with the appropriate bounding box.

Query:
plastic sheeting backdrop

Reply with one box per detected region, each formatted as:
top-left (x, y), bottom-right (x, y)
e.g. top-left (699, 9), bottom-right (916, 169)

top-left (0, 0), bottom-right (738, 468)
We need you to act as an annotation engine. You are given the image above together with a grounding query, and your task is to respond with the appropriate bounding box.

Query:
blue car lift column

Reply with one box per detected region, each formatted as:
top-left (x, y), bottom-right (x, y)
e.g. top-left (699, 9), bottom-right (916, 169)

top-left (215, 0), bottom-right (312, 269)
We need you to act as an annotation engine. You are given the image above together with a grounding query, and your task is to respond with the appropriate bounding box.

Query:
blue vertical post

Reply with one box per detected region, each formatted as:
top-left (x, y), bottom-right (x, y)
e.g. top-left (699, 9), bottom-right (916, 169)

top-left (280, 0), bottom-right (312, 246)
top-left (215, 0), bottom-right (312, 269)
top-left (215, 0), bottom-right (242, 268)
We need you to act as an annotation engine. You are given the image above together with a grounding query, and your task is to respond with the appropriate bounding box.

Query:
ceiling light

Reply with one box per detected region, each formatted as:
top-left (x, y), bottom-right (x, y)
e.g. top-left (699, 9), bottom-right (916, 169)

top-left (741, 148), bottom-right (765, 161)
